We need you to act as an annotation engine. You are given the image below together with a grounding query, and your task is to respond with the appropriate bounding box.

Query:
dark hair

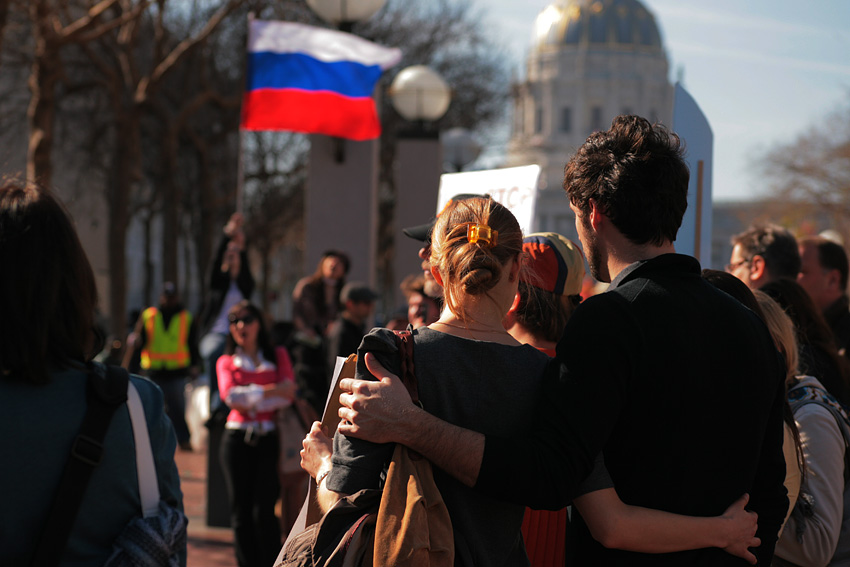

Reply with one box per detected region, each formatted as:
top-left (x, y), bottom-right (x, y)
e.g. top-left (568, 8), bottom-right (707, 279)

top-left (800, 236), bottom-right (849, 290)
top-left (224, 300), bottom-right (276, 363)
top-left (513, 281), bottom-right (577, 343)
top-left (430, 197), bottom-right (523, 322)
top-left (761, 278), bottom-right (850, 392)
top-left (0, 181), bottom-right (101, 384)
top-left (563, 115), bottom-right (689, 246)
top-left (700, 269), bottom-right (765, 320)
top-left (731, 224), bottom-right (800, 280)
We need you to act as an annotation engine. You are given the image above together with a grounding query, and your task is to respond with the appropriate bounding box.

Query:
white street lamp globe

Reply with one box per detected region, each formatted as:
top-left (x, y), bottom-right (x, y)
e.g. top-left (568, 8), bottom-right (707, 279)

top-left (307, 0), bottom-right (387, 26)
top-left (441, 127), bottom-right (482, 171)
top-left (389, 65), bottom-right (451, 122)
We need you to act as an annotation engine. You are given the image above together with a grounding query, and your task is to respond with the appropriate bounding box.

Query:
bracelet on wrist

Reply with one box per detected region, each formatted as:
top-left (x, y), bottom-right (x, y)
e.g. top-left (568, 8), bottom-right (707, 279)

top-left (316, 469), bottom-right (331, 487)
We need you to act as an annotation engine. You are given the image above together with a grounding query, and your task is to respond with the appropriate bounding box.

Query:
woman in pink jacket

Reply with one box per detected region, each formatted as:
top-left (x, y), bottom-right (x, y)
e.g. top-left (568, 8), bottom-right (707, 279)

top-left (217, 300), bottom-right (296, 567)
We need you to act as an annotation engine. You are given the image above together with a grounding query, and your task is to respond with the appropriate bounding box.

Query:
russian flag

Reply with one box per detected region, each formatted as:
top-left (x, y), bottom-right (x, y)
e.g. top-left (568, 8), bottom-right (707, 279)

top-left (240, 20), bottom-right (402, 141)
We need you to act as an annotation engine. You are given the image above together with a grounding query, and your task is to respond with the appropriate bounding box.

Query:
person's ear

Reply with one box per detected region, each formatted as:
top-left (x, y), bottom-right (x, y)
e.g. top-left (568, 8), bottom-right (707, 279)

top-left (430, 266), bottom-right (444, 287)
top-left (826, 268), bottom-right (842, 292)
top-left (589, 199), bottom-right (604, 231)
top-left (508, 254), bottom-right (522, 283)
top-left (508, 292), bottom-right (522, 314)
top-left (749, 255), bottom-right (767, 282)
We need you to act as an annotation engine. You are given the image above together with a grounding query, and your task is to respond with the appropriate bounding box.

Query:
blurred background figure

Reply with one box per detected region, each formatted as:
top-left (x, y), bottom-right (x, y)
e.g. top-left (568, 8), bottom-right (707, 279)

top-left (326, 281), bottom-right (377, 370)
top-left (754, 291), bottom-right (850, 567)
top-left (216, 301), bottom-right (296, 567)
top-left (291, 249), bottom-right (349, 415)
top-left (798, 235), bottom-right (850, 359)
top-left (727, 224), bottom-right (801, 290)
top-left (400, 274), bottom-right (441, 329)
top-left (0, 181), bottom-right (184, 565)
top-left (126, 281), bottom-right (200, 451)
top-left (761, 278), bottom-right (850, 407)
top-left (198, 212), bottom-right (255, 409)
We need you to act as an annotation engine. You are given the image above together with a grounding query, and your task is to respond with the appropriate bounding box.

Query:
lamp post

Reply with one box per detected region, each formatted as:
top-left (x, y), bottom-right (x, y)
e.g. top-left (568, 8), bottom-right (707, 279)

top-left (302, 0), bottom-right (387, 289)
top-left (306, 0), bottom-right (386, 31)
top-left (389, 65), bottom-right (451, 136)
top-left (441, 127), bottom-right (482, 172)
top-left (390, 65), bottom-right (451, 307)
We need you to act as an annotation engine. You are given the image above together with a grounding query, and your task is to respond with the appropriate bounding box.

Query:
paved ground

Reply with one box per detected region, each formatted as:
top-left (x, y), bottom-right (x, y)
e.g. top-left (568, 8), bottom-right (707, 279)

top-left (175, 447), bottom-right (239, 567)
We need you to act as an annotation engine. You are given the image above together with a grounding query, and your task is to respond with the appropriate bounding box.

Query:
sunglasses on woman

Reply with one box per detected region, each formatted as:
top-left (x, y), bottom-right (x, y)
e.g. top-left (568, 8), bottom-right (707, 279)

top-left (228, 313), bottom-right (257, 325)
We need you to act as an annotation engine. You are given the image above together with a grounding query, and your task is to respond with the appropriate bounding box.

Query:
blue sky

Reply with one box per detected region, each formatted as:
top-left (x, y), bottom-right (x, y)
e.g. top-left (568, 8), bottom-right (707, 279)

top-left (478, 0), bottom-right (850, 201)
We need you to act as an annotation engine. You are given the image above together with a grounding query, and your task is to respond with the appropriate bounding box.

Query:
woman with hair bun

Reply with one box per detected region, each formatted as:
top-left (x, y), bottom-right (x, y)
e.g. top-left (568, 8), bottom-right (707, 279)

top-left (303, 196), bottom-right (549, 565)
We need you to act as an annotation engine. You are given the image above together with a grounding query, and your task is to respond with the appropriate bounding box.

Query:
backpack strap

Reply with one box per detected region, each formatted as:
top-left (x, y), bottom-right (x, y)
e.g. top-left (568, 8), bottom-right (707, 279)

top-left (791, 397), bottom-right (850, 483)
top-left (30, 364), bottom-right (129, 567)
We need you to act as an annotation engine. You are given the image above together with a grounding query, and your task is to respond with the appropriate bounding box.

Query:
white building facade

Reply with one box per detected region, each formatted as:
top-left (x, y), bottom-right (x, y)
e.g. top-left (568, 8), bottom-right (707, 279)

top-left (505, 0), bottom-right (674, 239)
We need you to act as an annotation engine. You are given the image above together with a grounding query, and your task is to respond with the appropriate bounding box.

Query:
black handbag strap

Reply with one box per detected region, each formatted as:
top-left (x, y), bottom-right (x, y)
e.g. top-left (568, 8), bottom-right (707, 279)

top-left (30, 364), bottom-right (129, 567)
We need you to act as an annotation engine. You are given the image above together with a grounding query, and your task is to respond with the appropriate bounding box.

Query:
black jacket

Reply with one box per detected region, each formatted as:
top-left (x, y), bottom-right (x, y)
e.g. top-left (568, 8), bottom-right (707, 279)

top-left (477, 254), bottom-right (788, 566)
top-left (199, 235), bottom-right (254, 335)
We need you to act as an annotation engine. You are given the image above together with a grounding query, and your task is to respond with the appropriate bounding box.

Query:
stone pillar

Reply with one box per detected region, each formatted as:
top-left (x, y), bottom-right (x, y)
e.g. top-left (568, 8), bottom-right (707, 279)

top-left (393, 136), bottom-right (442, 310)
top-left (304, 135), bottom-right (379, 288)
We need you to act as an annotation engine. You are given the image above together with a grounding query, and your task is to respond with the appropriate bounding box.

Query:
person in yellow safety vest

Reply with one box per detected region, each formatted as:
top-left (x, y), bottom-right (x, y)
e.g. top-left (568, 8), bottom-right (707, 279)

top-left (131, 282), bottom-right (201, 452)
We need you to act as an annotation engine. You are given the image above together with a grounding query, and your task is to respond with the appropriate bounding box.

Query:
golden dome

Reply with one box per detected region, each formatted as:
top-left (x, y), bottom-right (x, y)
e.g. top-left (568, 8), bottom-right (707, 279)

top-left (533, 0), bottom-right (663, 51)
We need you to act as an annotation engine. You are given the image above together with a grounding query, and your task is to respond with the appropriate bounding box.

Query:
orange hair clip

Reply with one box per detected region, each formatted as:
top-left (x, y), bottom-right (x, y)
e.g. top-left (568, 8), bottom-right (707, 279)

top-left (466, 223), bottom-right (498, 247)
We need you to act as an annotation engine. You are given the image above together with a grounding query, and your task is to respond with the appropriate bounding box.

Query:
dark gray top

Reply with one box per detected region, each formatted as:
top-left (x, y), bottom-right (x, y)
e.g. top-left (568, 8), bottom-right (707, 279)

top-left (328, 326), bottom-right (551, 567)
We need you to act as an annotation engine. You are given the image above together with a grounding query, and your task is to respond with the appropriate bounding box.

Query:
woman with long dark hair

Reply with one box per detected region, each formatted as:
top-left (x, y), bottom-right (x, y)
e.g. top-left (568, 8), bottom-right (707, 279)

top-left (761, 278), bottom-right (850, 406)
top-left (0, 182), bottom-right (184, 564)
top-left (754, 290), bottom-right (850, 566)
top-left (291, 250), bottom-right (350, 414)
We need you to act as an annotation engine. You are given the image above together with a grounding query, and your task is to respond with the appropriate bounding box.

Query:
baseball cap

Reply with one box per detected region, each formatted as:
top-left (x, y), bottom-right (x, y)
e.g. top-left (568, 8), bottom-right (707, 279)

top-left (522, 232), bottom-right (585, 296)
top-left (402, 193), bottom-right (489, 242)
top-left (341, 282), bottom-right (378, 304)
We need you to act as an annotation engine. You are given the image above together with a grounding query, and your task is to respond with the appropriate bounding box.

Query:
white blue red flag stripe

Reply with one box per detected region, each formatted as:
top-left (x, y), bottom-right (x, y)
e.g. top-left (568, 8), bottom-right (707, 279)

top-left (241, 20), bottom-right (402, 140)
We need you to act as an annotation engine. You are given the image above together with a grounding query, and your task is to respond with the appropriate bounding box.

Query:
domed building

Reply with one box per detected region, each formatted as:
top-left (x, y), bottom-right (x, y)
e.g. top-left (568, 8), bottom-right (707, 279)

top-left (505, 0), bottom-right (674, 238)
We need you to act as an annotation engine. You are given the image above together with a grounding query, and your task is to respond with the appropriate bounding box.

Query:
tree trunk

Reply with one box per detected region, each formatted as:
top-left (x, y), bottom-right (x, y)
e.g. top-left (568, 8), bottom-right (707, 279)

top-left (107, 108), bottom-right (141, 339)
top-left (161, 124), bottom-right (180, 285)
top-left (143, 210), bottom-right (153, 306)
top-left (27, 8), bottom-right (56, 185)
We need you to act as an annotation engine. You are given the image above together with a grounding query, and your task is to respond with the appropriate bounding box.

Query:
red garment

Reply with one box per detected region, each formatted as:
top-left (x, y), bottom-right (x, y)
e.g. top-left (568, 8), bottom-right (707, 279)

top-left (522, 509), bottom-right (568, 567)
top-left (521, 345), bottom-right (567, 567)
top-left (217, 346), bottom-right (294, 424)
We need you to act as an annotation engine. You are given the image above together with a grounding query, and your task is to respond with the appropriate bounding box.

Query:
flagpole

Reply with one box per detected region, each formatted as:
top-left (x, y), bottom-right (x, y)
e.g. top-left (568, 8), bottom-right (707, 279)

top-left (236, 12), bottom-right (255, 214)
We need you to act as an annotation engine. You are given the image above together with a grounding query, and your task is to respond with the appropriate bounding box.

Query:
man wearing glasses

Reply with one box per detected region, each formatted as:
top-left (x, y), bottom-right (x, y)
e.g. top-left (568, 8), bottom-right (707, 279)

top-left (727, 224), bottom-right (801, 289)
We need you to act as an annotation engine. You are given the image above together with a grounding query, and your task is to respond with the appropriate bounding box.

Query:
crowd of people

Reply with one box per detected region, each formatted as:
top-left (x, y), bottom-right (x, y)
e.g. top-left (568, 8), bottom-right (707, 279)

top-left (5, 114), bottom-right (850, 567)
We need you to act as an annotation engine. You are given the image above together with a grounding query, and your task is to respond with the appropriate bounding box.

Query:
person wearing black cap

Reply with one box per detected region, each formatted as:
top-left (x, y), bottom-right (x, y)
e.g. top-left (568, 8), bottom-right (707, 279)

top-left (326, 282), bottom-right (378, 372)
top-left (402, 193), bottom-right (486, 302)
top-left (129, 282), bottom-right (201, 451)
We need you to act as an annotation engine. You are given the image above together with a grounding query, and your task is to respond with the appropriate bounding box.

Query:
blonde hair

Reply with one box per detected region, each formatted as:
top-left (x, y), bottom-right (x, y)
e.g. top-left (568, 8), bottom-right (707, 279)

top-left (754, 290), bottom-right (798, 384)
top-left (430, 197), bottom-right (523, 321)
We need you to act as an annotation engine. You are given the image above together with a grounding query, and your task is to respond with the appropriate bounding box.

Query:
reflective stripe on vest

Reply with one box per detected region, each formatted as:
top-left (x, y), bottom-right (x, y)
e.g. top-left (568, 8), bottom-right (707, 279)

top-left (140, 307), bottom-right (192, 370)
